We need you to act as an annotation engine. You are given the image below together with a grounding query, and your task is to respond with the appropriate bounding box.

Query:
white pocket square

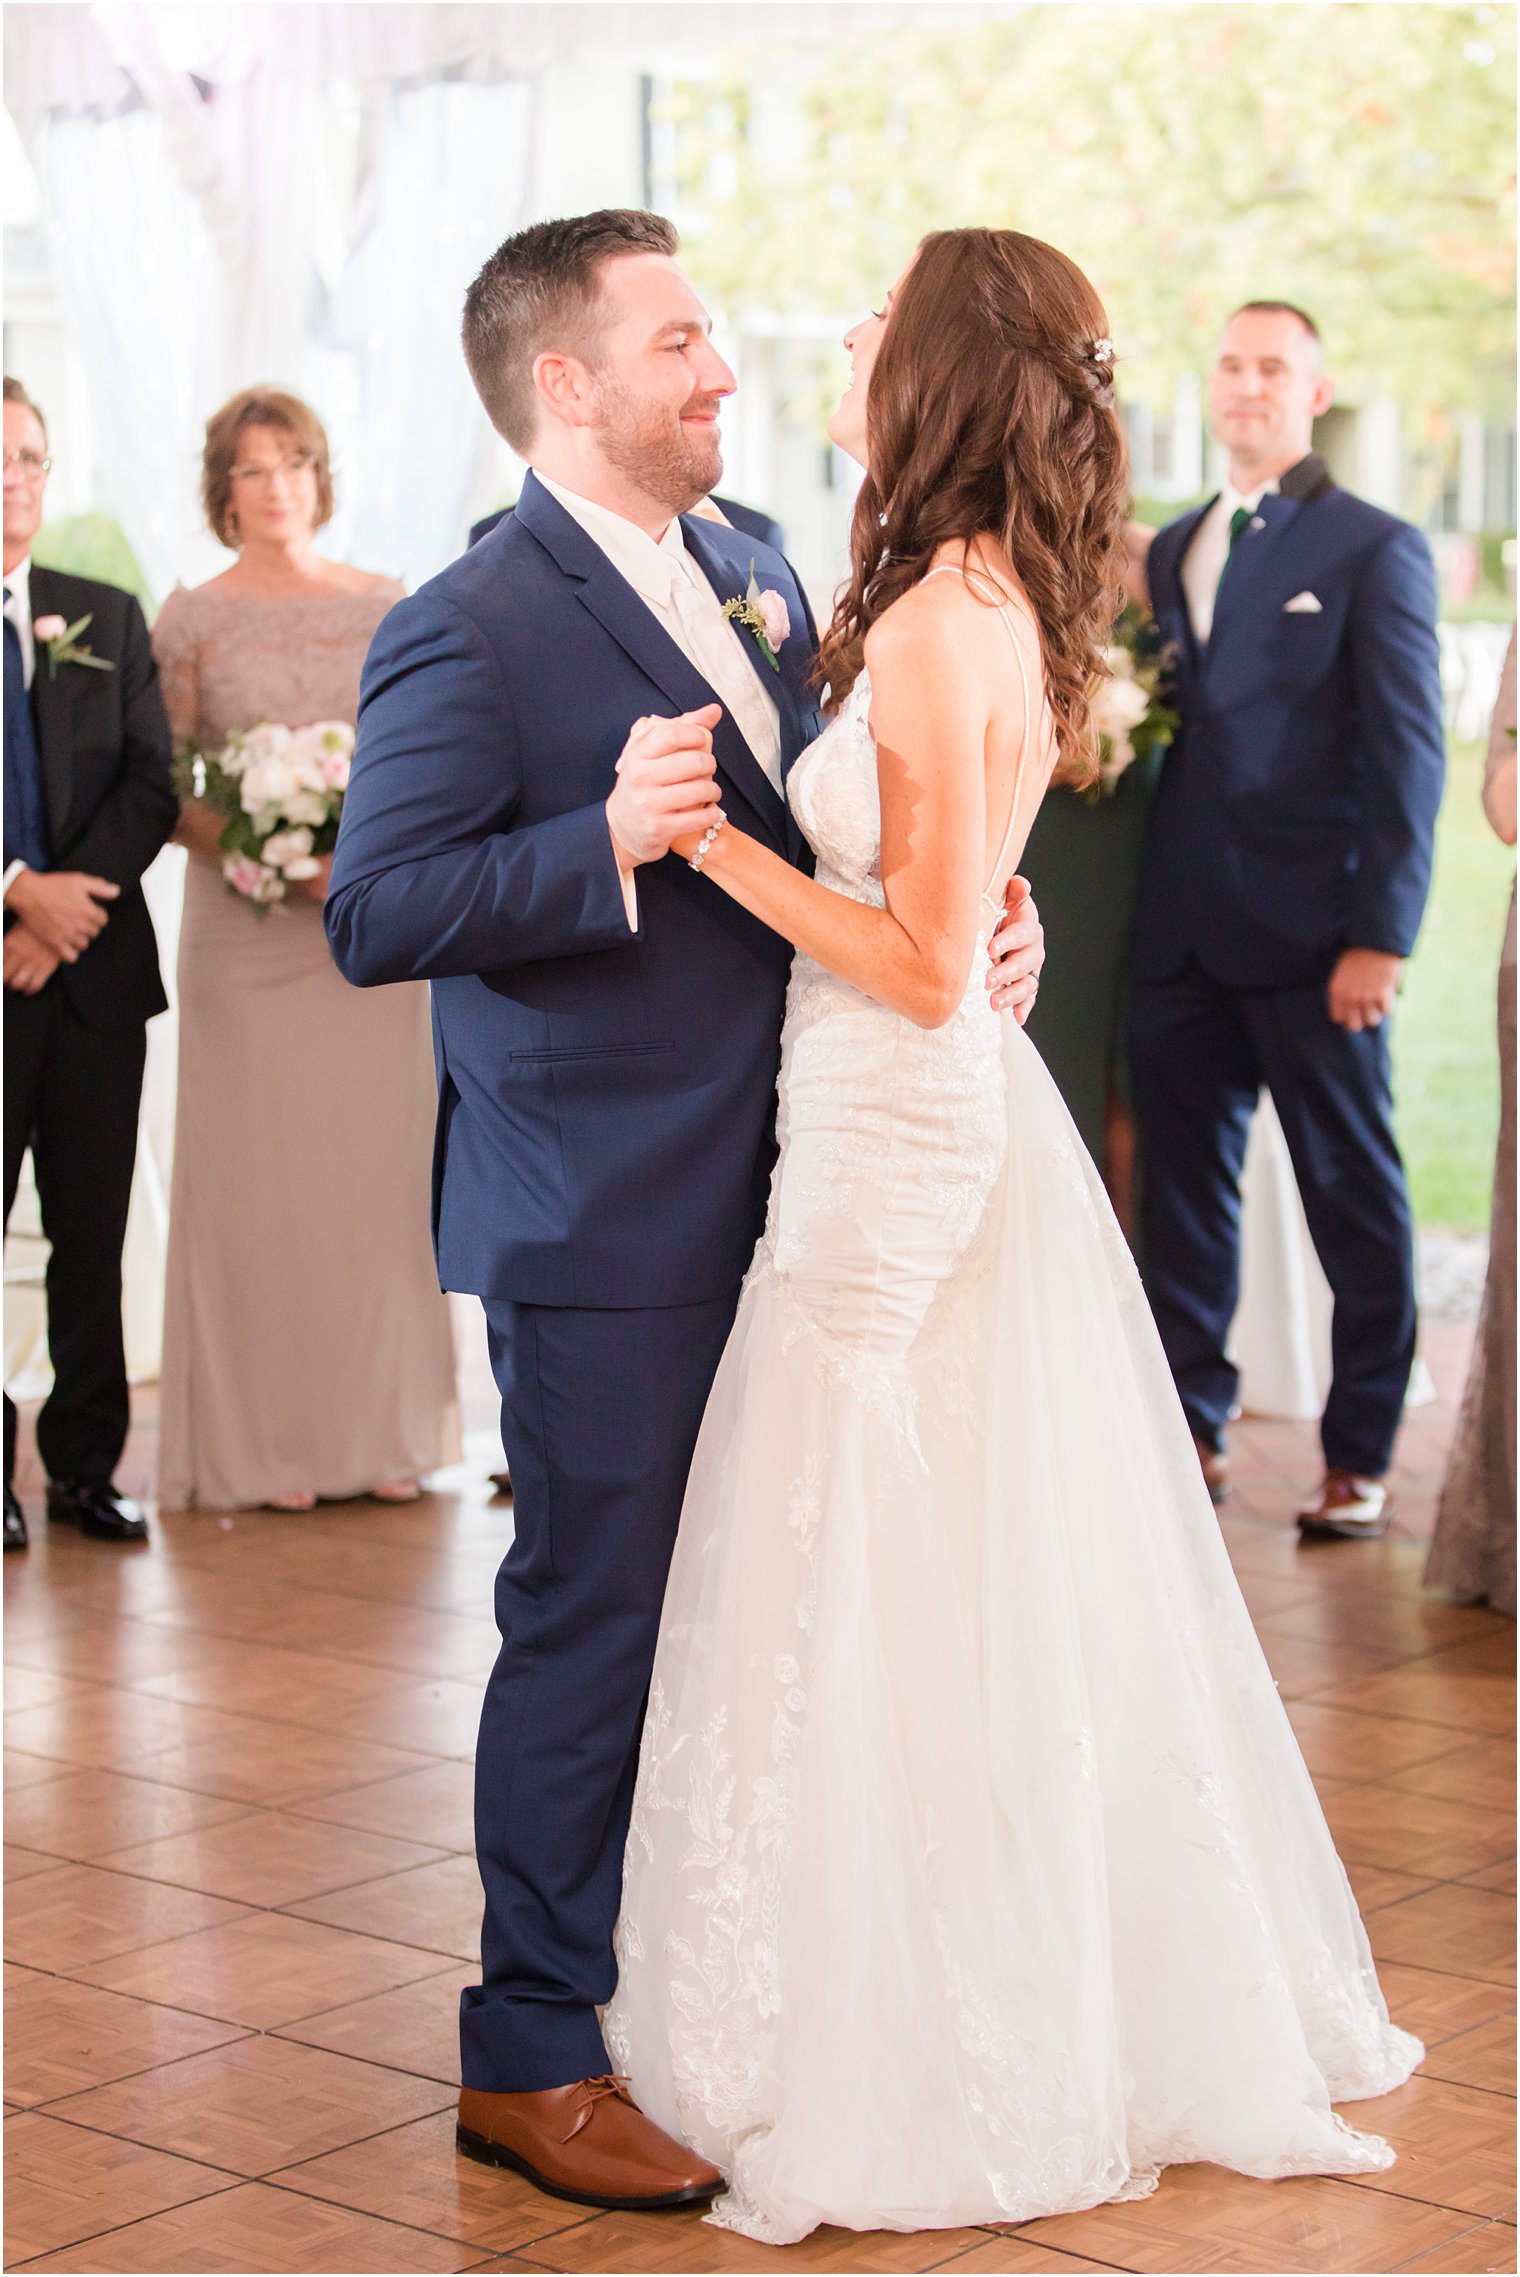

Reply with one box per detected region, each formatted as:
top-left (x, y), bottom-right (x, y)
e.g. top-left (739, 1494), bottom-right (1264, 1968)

top-left (1283, 591), bottom-right (1323, 613)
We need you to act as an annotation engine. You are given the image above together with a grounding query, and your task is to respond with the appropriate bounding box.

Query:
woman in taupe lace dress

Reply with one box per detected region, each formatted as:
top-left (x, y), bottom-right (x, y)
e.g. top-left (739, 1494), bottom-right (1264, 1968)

top-left (152, 388), bottom-right (457, 1510)
top-left (1426, 628), bottom-right (1516, 1616)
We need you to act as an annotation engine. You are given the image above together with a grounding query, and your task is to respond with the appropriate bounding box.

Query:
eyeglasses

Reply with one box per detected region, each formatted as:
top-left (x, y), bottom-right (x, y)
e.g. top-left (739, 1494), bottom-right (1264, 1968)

top-left (3, 450), bottom-right (51, 478)
top-left (229, 454), bottom-right (315, 486)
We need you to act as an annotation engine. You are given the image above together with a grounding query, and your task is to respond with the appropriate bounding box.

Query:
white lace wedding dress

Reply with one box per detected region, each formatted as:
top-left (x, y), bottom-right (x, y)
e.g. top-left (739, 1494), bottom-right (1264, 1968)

top-left (605, 592), bottom-right (1421, 2245)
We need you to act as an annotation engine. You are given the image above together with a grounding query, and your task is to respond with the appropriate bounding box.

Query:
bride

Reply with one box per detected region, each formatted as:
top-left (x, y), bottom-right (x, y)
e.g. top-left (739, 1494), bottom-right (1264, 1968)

top-left (604, 227), bottom-right (1420, 2245)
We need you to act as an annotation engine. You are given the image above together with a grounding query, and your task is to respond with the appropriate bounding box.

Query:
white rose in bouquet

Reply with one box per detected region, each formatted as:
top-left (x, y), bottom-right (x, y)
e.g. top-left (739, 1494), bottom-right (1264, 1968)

top-left (240, 755), bottom-right (300, 815)
top-left (1091, 663), bottom-right (1152, 739)
top-left (260, 826), bottom-right (316, 873)
top-left (223, 853), bottom-right (285, 904)
top-left (283, 790), bottom-right (331, 828)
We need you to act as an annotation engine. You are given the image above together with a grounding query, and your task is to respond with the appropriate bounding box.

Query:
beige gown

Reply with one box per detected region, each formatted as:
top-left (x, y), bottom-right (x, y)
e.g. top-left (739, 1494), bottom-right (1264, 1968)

top-left (152, 582), bottom-right (459, 1510)
top-left (1426, 629), bottom-right (1516, 1615)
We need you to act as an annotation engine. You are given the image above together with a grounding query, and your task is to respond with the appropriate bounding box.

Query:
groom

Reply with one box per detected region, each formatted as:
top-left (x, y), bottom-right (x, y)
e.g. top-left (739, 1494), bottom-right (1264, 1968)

top-left (327, 209), bottom-right (1045, 2208)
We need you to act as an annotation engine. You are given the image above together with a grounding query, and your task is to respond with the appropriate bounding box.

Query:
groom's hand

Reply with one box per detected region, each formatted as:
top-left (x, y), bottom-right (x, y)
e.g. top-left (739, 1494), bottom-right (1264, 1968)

top-left (607, 706), bottom-right (724, 868)
top-left (985, 875), bottom-right (1045, 1024)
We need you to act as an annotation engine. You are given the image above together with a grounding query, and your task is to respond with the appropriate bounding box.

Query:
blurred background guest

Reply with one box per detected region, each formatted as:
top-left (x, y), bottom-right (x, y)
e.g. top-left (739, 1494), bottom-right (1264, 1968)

top-left (1129, 302), bottom-right (1446, 1538)
top-left (153, 387), bottom-right (457, 1512)
top-left (1022, 518), bottom-right (1160, 1233)
top-left (2, 375), bottom-right (177, 1550)
top-left (1426, 628), bottom-right (1516, 1615)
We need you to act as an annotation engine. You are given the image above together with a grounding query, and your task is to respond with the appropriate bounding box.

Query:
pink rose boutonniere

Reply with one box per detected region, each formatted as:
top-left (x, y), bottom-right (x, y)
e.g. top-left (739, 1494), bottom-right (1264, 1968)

top-left (34, 611), bottom-right (114, 681)
top-left (721, 563), bottom-right (790, 672)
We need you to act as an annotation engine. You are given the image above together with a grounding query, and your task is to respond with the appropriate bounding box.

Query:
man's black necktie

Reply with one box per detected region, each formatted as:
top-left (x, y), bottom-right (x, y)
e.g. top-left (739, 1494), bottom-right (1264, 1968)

top-left (3, 602), bottom-right (50, 872)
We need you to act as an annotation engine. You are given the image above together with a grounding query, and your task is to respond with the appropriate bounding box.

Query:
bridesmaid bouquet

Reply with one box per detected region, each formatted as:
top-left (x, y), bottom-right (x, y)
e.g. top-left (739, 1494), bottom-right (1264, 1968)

top-left (1088, 605), bottom-right (1179, 802)
top-left (174, 721), bottom-right (354, 905)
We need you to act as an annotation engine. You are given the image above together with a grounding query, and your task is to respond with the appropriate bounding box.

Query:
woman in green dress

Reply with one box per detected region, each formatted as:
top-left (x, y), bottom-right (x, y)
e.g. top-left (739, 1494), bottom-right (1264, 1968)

top-left (1022, 524), bottom-right (1165, 1232)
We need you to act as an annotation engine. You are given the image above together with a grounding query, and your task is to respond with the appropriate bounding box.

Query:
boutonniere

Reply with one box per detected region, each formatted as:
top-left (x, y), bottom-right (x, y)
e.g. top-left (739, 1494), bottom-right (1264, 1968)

top-left (720, 563), bottom-right (790, 672)
top-left (33, 612), bottom-right (114, 681)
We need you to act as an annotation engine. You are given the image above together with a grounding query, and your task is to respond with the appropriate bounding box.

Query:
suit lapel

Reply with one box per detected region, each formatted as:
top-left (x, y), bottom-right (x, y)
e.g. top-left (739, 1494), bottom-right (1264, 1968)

top-left (516, 475), bottom-right (788, 851)
top-left (27, 567), bottom-right (75, 844)
top-left (1156, 501), bottom-right (1212, 685)
top-left (1206, 491), bottom-right (1305, 657)
top-left (679, 514), bottom-right (808, 860)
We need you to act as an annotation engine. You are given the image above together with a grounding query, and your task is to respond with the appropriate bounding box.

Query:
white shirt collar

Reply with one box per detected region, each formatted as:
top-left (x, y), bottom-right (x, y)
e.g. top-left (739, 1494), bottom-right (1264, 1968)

top-left (4, 555), bottom-right (33, 616)
top-left (535, 472), bottom-right (687, 611)
top-left (1221, 475), bottom-right (1280, 518)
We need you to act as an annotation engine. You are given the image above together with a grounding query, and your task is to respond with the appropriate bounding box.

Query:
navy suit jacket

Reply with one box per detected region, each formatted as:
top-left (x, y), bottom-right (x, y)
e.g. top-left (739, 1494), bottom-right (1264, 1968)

top-left (1132, 461), bottom-right (1445, 989)
top-left (326, 471), bottom-right (824, 1308)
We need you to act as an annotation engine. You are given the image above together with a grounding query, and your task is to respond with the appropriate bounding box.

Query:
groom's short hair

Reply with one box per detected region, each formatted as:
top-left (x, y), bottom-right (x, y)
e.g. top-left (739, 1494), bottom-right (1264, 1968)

top-left (463, 209), bottom-right (680, 452)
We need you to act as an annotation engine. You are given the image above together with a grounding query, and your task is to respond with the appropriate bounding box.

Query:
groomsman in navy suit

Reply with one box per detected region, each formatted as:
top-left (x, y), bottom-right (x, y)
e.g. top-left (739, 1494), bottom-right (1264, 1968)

top-left (1131, 302), bottom-right (1445, 1541)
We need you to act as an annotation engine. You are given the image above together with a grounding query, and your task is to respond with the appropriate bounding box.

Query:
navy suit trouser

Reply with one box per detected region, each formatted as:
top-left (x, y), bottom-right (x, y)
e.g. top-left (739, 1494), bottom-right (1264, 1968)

top-left (462, 1290), bottom-right (740, 2093)
top-left (1129, 959), bottom-right (1416, 1478)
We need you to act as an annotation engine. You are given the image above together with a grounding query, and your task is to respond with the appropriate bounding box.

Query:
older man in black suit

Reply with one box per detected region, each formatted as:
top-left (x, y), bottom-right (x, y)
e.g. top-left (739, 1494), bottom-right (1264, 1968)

top-left (3, 376), bottom-right (177, 1548)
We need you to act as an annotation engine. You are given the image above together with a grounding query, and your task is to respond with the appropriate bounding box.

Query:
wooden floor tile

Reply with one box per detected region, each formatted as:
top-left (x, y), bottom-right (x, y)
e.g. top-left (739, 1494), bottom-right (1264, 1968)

top-left (73, 1906), bottom-right (451, 2028)
top-left (1010, 2166), bottom-right (1476, 2272)
top-left (274, 1968), bottom-right (465, 2082)
top-left (133, 1719), bottom-right (437, 1807)
top-left (1340, 2077), bottom-right (1516, 2215)
top-left (130, 1639), bottom-right (409, 1727)
top-left (324, 1676), bottom-right (485, 1758)
top-left (3, 1766), bottom-right (252, 1860)
top-left (2, 2108), bottom-right (234, 2263)
top-left (44, 2035), bottom-right (452, 2175)
top-left (3, 1615), bottom-right (236, 1688)
top-left (1465, 1860), bottom-right (1520, 1896)
top-left (1344, 1860), bottom-right (1440, 1916)
top-left (3, 1688), bottom-right (255, 1772)
top-left (3, 1748), bottom-right (69, 1790)
top-left (5, 1840), bottom-right (65, 1879)
top-left (291, 1759), bottom-right (475, 1850)
top-left (285, 1853), bottom-right (482, 1960)
top-left (929, 2244), bottom-right (1124, 2272)
top-left (99, 1807), bottom-right (448, 1907)
top-left (1419, 2014), bottom-right (1517, 2097)
top-left (1285, 1704), bottom-right (1466, 1784)
top-left (16, 2178), bottom-right (480, 2270)
top-left (1261, 1632), bottom-right (1415, 1699)
top-left (1370, 1886), bottom-right (1516, 1985)
top-left (1390, 1740), bottom-right (1518, 1815)
top-left (1321, 1784), bottom-right (1517, 1880)
top-left (1307, 1666), bottom-right (1516, 1740)
top-left (519, 2208), bottom-right (993, 2270)
top-left (3, 1861), bottom-right (246, 1970)
top-left (3, 1663), bottom-right (98, 1712)
top-left (5, 1973), bottom-right (247, 2105)
top-left (273, 2106), bottom-right (598, 2250)
top-left (1395, 2224), bottom-right (1519, 2272)
top-left (1373, 1964), bottom-right (1516, 2047)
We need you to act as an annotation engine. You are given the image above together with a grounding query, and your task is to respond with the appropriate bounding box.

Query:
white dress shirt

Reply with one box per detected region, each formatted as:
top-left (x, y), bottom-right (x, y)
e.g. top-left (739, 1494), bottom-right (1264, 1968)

top-left (537, 474), bottom-right (784, 797)
top-left (3, 557), bottom-right (35, 899)
top-left (1181, 477), bottom-right (1280, 644)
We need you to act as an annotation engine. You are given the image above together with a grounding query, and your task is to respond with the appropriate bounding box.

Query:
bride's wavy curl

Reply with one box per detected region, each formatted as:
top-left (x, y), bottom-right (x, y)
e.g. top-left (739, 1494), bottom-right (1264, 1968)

top-left (817, 229), bottom-right (1129, 787)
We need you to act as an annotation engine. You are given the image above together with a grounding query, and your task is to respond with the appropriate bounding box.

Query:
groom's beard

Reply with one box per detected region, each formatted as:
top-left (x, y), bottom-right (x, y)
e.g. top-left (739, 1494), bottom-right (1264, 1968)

top-left (592, 379), bottom-right (724, 515)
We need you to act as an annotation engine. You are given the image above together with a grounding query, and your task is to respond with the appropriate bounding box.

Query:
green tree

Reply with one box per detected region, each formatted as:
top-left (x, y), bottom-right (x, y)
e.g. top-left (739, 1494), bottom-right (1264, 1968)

top-left (666, 4), bottom-right (1515, 421)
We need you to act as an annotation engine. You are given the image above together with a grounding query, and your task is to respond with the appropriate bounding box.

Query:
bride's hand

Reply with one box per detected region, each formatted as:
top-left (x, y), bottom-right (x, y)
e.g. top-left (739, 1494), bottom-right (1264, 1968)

top-left (986, 875), bottom-right (1044, 1023)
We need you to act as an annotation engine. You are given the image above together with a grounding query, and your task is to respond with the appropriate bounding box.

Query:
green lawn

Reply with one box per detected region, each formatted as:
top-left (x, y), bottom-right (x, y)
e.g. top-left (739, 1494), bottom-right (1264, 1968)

top-left (1394, 736), bottom-right (1514, 1231)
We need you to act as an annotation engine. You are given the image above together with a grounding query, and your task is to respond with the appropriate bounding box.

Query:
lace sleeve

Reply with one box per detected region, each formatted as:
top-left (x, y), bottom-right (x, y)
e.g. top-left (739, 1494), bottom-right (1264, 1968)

top-left (150, 588), bottom-right (201, 749)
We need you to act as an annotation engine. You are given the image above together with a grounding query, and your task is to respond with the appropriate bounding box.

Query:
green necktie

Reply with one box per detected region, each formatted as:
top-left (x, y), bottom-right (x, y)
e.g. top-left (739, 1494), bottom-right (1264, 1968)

top-left (1227, 505), bottom-right (1252, 553)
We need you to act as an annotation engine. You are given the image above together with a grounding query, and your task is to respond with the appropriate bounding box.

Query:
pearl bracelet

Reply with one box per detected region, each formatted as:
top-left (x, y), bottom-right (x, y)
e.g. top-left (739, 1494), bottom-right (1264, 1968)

top-left (688, 813), bottom-right (727, 873)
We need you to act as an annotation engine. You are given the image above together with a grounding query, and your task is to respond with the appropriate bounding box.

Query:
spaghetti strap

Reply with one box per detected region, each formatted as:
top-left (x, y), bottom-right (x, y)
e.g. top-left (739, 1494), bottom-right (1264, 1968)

top-left (921, 563), bottom-right (1034, 909)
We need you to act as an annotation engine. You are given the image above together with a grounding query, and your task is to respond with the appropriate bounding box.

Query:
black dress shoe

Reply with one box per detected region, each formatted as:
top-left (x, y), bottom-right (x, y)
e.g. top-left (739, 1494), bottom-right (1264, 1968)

top-left (4, 1484), bottom-right (28, 1551)
top-left (46, 1480), bottom-right (149, 1543)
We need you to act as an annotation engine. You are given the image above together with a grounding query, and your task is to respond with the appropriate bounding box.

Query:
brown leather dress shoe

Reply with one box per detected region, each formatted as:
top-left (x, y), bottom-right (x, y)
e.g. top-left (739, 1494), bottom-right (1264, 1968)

top-left (1193, 1437), bottom-right (1230, 1505)
top-left (1297, 1470), bottom-right (1391, 1540)
top-left (457, 2075), bottom-right (723, 2210)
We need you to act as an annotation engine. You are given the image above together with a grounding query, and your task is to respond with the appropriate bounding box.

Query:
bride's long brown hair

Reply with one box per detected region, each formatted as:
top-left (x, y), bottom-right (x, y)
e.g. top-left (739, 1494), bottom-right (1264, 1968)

top-left (817, 229), bottom-right (1129, 786)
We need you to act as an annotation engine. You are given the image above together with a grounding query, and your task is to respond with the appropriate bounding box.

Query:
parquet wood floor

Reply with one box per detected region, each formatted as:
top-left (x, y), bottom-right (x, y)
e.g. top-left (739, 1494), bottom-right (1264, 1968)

top-left (4, 1320), bottom-right (1513, 2273)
